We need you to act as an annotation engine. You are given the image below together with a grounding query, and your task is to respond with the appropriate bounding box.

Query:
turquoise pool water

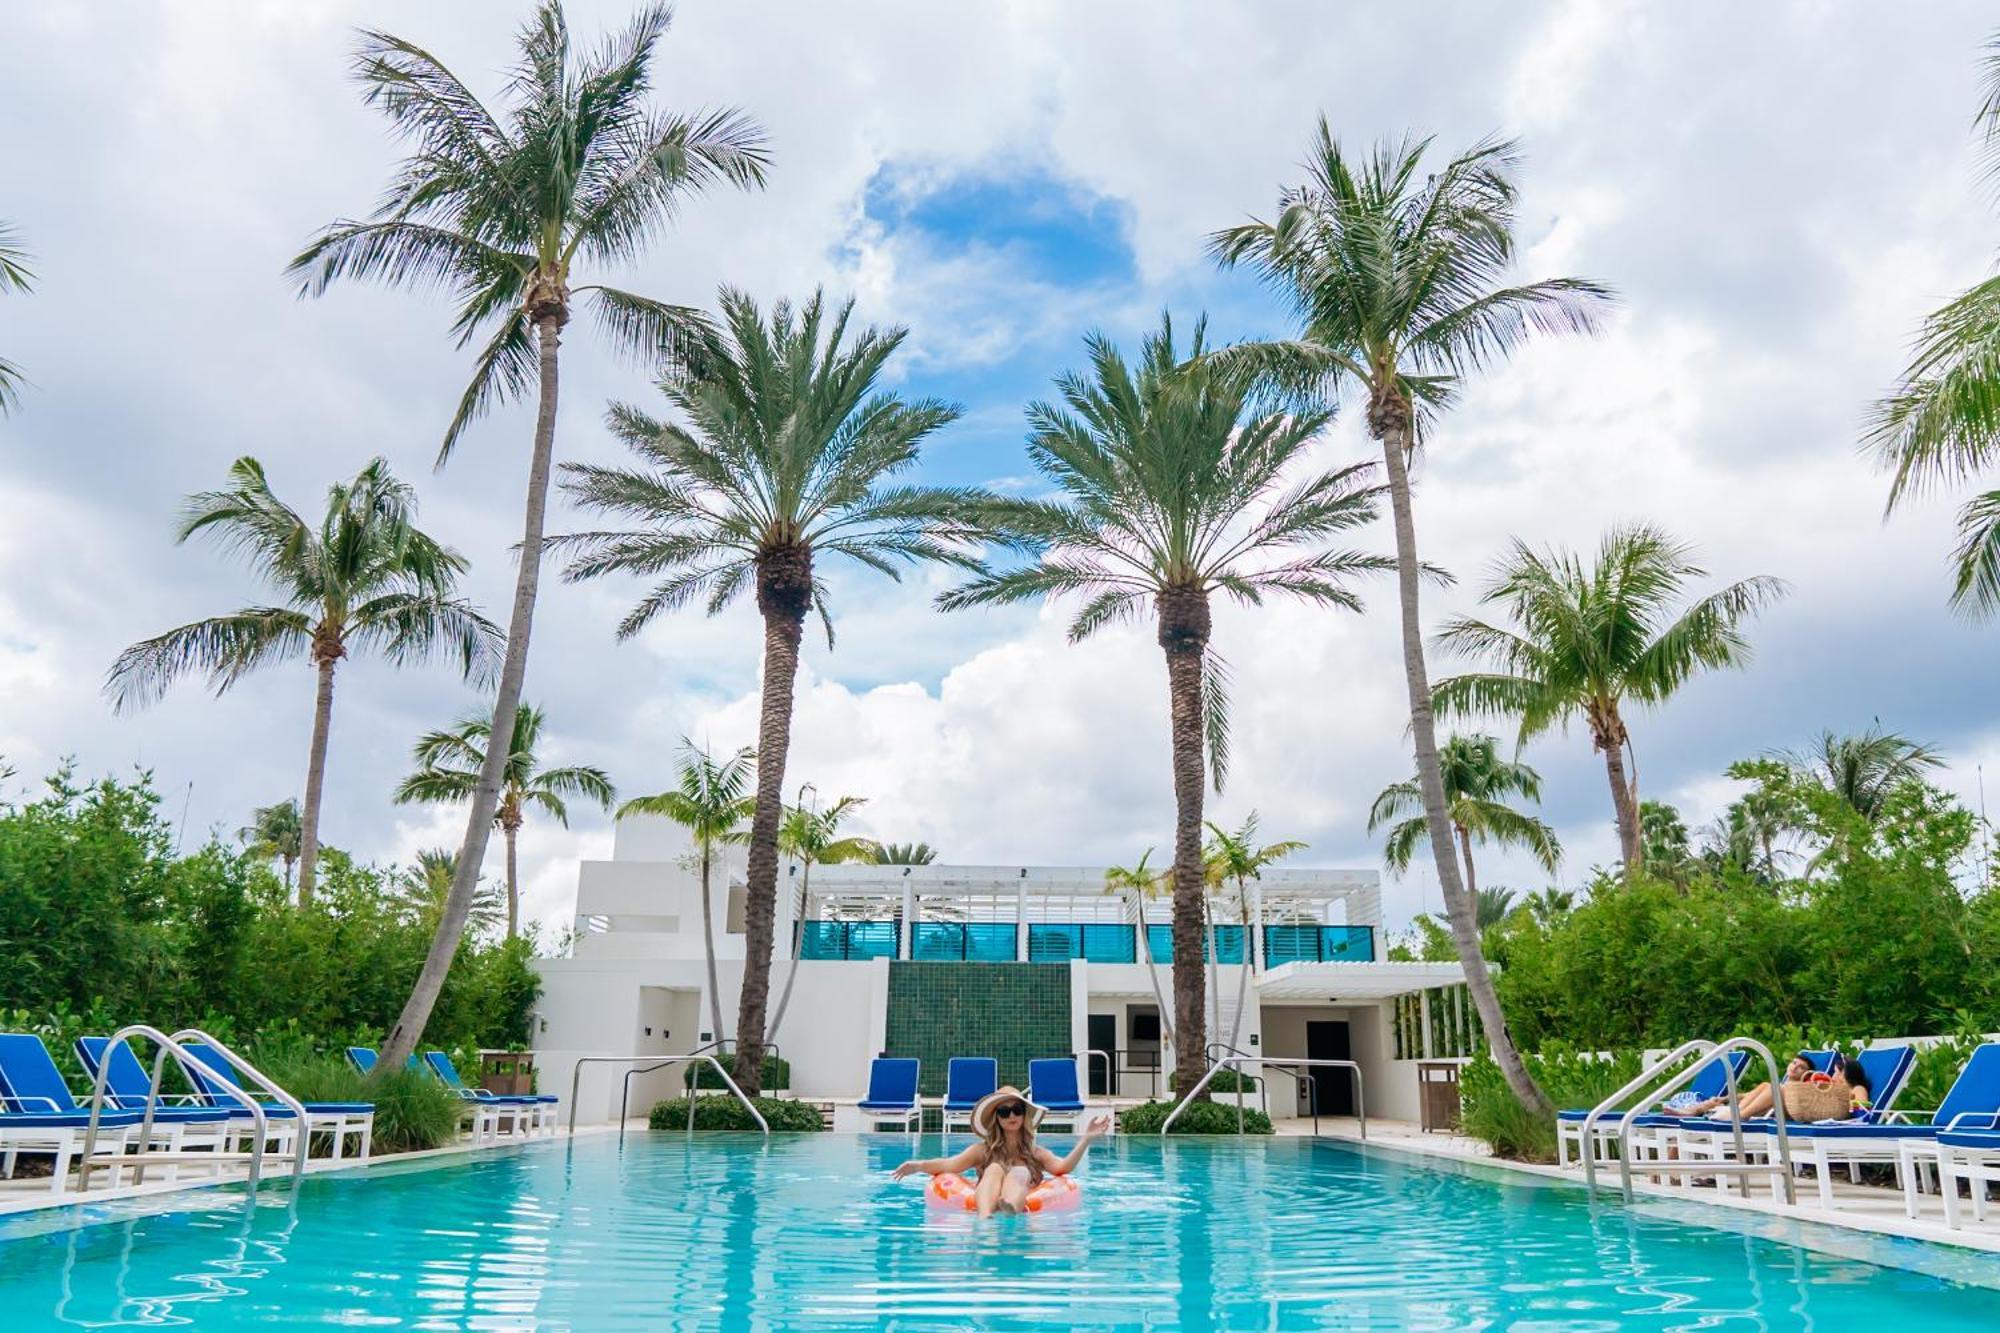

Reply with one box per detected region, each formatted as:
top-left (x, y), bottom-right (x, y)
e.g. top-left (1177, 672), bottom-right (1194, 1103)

top-left (4, 1134), bottom-right (2000, 1328)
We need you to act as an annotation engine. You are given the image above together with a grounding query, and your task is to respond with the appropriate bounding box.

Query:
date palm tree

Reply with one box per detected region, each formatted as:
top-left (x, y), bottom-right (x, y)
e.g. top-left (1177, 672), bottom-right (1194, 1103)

top-left (558, 288), bottom-right (981, 1095)
top-left (1210, 125), bottom-right (1612, 1118)
top-left (239, 799), bottom-right (304, 891)
top-left (288, 0), bottom-right (768, 1070)
top-left (1868, 36), bottom-right (2000, 610)
top-left (106, 457), bottom-right (499, 905)
top-left (873, 841), bottom-right (937, 865)
top-left (1431, 525), bottom-right (1785, 876)
top-left (940, 311), bottom-right (1388, 1096)
top-left (619, 740), bottom-right (755, 1044)
top-left (1368, 734), bottom-right (1560, 906)
top-left (0, 222), bottom-right (33, 415)
top-left (767, 794), bottom-right (879, 1043)
top-left (394, 702), bottom-right (615, 938)
top-left (1103, 850), bottom-right (1174, 1052)
top-left (394, 848), bottom-right (504, 938)
top-left (1202, 814), bottom-right (1306, 1051)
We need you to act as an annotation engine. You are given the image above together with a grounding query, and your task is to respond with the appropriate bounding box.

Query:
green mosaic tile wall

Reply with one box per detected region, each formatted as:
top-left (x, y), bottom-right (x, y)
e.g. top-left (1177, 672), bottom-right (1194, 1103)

top-left (884, 961), bottom-right (1071, 1096)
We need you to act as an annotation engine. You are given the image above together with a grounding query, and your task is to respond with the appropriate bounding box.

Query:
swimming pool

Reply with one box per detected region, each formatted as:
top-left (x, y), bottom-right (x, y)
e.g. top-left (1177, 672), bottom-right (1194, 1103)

top-left (5, 1134), bottom-right (2000, 1328)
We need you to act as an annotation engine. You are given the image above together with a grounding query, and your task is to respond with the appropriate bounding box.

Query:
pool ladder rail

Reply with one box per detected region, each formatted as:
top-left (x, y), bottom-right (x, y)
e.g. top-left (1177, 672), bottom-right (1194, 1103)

top-left (565, 1040), bottom-right (771, 1141)
top-left (1161, 1052), bottom-right (1364, 1139)
top-left (1577, 1035), bottom-right (1795, 1205)
top-left (76, 1024), bottom-right (311, 1194)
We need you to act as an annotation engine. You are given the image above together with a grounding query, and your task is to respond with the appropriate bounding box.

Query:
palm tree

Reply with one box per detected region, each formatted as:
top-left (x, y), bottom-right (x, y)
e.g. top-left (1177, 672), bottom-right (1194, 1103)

top-left (1521, 887), bottom-right (1575, 929)
top-left (1474, 887), bottom-right (1517, 931)
top-left (940, 311), bottom-right (1388, 1096)
top-left (289, 0), bottom-right (769, 1070)
top-left (767, 795), bottom-right (879, 1043)
top-left (1368, 734), bottom-right (1560, 905)
top-left (1639, 800), bottom-right (1694, 884)
top-left (1786, 725), bottom-right (1943, 821)
top-left (1103, 850), bottom-right (1174, 1052)
top-left (558, 289), bottom-right (980, 1095)
top-left (873, 842), bottom-right (937, 865)
top-left (394, 703), bottom-right (615, 938)
top-left (0, 222), bottom-right (33, 415)
top-left (1210, 126), bottom-right (1613, 1117)
top-left (1868, 37), bottom-right (2000, 611)
top-left (106, 457), bottom-right (499, 905)
top-left (394, 849), bottom-right (504, 938)
top-left (1202, 814), bottom-right (1306, 1051)
top-left (239, 799), bottom-right (304, 890)
top-left (1432, 525), bottom-right (1785, 878)
top-left (619, 741), bottom-right (755, 1044)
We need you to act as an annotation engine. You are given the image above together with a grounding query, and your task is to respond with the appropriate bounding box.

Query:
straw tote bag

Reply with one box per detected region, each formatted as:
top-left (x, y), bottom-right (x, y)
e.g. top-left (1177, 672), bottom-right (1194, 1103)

top-left (1781, 1075), bottom-right (1851, 1123)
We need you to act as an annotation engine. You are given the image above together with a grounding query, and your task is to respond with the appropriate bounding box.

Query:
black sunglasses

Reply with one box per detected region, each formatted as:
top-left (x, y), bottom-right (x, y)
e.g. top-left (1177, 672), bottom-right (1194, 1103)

top-left (994, 1103), bottom-right (1027, 1119)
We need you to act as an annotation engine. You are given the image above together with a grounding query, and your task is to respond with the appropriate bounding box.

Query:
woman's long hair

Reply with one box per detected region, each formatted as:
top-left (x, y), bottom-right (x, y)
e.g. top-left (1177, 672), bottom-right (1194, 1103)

top-left (981, 1109), bottom-right (1042, 1182)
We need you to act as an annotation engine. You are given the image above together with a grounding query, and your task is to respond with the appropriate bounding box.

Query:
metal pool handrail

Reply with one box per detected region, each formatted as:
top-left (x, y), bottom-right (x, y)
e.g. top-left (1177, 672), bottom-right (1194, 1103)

top-left (1084, 1049), bottom-right (1112, 1098)
top-left (1163, 1055), bottom-right (1362, 1139)
top-left (1206, 1043), bottom-right (1320, 1135)
top-left (619, 1047), bottom-right (779, 1141)
top-left (1614, 1036), bottom-right (1793, 1205)
top-left (1579, 1039), bottom-right (1714, 1197)
top-left (566, 1053), bottom-right (768, 1138)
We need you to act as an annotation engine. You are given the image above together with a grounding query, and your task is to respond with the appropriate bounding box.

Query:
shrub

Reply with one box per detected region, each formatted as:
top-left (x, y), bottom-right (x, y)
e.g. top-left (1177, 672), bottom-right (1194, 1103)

top-left (649, 1094), bottom-right (824, 1132)
top-left (1461, 1047), bottom-right (1639, 1162)
top-left (1117, 1098), bottom-right (1272, 1135)
top-left (1166, 1068), bottom-right (1258, 1094)
top-left (685, 1054), bottom-right (789, 1092)
top-left (253, 1049), bottom-right (462, 1153)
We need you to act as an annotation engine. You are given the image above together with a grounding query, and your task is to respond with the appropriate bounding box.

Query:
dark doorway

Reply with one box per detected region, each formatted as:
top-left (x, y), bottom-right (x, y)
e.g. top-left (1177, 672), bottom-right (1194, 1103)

top-left (1306, 1019), bottom-right (1354, 1115)
top-left (1087, 1014), bottom-right (1117, 1095)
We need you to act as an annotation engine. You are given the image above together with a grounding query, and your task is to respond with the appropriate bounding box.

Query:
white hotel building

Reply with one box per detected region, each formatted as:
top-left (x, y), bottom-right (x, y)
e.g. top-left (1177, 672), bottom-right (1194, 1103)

top-left (534, 814), bottom-right (1478, 1126)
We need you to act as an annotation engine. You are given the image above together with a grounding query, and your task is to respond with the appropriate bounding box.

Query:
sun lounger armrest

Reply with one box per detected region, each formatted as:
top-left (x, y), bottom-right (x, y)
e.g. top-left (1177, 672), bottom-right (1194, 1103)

top-left (5, 1096), bottom-right (68, 1113)
top-left (1942, 1110), bottom-right (2000, 1131)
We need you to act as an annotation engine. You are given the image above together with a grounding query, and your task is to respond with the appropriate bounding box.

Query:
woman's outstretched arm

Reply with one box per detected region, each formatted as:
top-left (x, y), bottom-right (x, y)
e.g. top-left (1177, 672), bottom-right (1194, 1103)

top-left (1043, 1115), bottom-right (1113, 1175)
top-left (890, 1143), bottom-right (983, 1180)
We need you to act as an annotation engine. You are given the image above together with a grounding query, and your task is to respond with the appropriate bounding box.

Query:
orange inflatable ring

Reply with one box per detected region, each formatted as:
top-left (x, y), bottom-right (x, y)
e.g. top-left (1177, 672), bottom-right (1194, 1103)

top-left (925, 1170), bottom-right (1082, 1213)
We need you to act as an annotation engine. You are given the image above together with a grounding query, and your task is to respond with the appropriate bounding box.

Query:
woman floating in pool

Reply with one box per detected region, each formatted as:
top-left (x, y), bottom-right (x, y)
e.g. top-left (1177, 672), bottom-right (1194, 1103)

top-left (890, 1087), bottom-right (1110, 1217)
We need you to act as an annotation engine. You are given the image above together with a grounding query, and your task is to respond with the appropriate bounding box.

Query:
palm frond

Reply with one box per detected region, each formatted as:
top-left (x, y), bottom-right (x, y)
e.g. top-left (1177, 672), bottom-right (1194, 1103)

top-left (105, 608), bottom-right (313, 711)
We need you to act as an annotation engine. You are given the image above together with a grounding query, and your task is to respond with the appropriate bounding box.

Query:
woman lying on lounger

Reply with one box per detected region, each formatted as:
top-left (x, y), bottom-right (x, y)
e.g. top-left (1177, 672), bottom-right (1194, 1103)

top-left (890, 1087), bottom-right (1110, 1217)
top-left (1661, 1053), bottom-right (1871, 1120)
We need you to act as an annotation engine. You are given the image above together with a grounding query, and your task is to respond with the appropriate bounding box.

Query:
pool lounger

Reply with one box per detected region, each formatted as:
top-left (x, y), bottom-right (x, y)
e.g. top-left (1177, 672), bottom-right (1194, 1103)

top-left (1027, 1057), bottom-right (1090, 1129)
top-left (1933, 1128), bottom-right (2000, 1229)
top-left (71, 1035), bottom-right (247, 1167)
top-left (421, 1050), bottom-right (556, 1138)
top-left (348, 1047), bottom-right (538, 1141)
top-left (0, 1033), bottom-right (177, 1193)
top-left (176, 1040), bottom-right (375, 1161)
top-left (940, 1058), bottom-right (997, 1135)
top-left (1555, 1050), bottom-right (1749, 1167)
top-left (856, 1058), bottom-right (922, 1135)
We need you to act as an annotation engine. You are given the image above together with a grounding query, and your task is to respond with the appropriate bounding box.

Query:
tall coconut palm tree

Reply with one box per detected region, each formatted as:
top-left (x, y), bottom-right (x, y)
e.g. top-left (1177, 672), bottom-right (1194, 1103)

top-left (619, 741), bottom-right (755, 1044)
top-left (1368, 735), bottom-right (1560, 904)
top-left (1202, 814), bottom-right (1306, 1051)
top-left (289, 0), bottom-right (768, 1069)
top-left (558, 288), bottom-right (980, 1094)
top-left (394, 703), bottom-right (615, 938)
top-left (1431, 525), bottom-right (1785, 876)
top-left (394, 848), bottom-right (504, 938)
top-left (106, 457), bottom-right (499, 905)
top-left (940, 311), bottom-right (1388, 1096)
top-left (1103, 850), bottom-right (1175, 1053)
top-left (873, 841), bottom-right (937, 865)
top-left (239, 799), bottom-right (304, 890)
top-left (1868, 36), bottom-right (2000, 611)
top-left (767, 794), bottom-right (879, 1043)
top-left (1210, 125), bottom-right (1612, 1117)
top-left (0, 222), bottom-right (33, 415)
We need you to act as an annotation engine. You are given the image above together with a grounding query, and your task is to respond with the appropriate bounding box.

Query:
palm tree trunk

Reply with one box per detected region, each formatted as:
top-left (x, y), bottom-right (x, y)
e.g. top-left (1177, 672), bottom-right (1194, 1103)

top-left (295, 653), bottom-right (338, 907)
top-left (1456, 825), bottom-right (1478, 901)
top-left (1597, 715), bottom-right (1641, 872)
top-left (1133, 891), bottom-right (1175, 1054)
top-left (1158, 588), bottom-right (1210, 1099)
top-left (1374, 407), bottom-right (1551, 1118)
top-left (503, 821), bottom-right (520, 940)
top-left (765, 856), bottom-right (809, 1044)
top-left (733, 580), bottom-right (807, 1096)
top-left (698, 843), bottom-right (725, 1042)
top-left (1205, 896), bottom-right (1222, 1049)
top-left (379, 310), bottom-right (563, 1072)
top-left (1226, 895), bottom-right (1252, 1052)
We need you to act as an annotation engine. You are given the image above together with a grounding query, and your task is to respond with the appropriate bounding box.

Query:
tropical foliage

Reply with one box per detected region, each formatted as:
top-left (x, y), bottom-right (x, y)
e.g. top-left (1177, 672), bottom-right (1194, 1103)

top-left (768, 794), bottom-right (878, 1042)
top-left (0, 221), bottom-right (32, 414)
top-left (873, 842), bottom-right (937, 865)
top-left (1368, 734), bottom-right (1560, 896)
top-left (1432, 524), bottom-right (1785, 874)
top-left (1211, 125), bottom-right (1612, 1118)
top-left (105, 456), bottom-right (500, 904)
top-left (239, 799), bottom-right (305, 890)
top-left (289, 0), bottom-right (768, 1070)
top-left (1203, 814), bottom-right (1306, 1050)
top-left (559, 288), bottom-right (980, 1094)
top-left (390, 848), bottom-right (505, 940)
top-left (941, 311), bottom-right (1387, 1094)
top-left (395, 703), bottom-right (615, 937)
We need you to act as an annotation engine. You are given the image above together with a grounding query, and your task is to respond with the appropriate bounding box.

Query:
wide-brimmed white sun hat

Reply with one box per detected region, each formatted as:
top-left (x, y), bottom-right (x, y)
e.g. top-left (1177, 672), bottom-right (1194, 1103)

top-left (970, 1085), bottom-right (1045, 1135)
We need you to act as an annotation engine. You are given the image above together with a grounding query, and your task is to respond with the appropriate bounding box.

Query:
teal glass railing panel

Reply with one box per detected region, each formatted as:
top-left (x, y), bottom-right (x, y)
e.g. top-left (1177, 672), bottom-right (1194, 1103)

top-left (910, 922), bottom-right (1016, 961)
top-left (1260, 924), bottom-right (1375, 964)
top-left (798, 920), bottom-right (899, 960)
top-left (1140, 925), bottom-right (1246, 963)
top-left (1028, 924), bottom-right (1137, 963)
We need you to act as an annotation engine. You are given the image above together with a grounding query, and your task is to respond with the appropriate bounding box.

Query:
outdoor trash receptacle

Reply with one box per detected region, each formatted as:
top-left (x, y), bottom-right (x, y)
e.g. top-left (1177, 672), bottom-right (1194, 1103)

top-left (1418, 1061), bottom-right (1462, 1132)
top-left (480, 1050), bottom-right (535, 1096)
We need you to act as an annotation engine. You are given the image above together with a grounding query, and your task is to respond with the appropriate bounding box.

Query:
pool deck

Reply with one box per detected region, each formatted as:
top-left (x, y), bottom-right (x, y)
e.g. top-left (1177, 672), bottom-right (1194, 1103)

top-left (1281, 1115), bottom-right (2000, 1258)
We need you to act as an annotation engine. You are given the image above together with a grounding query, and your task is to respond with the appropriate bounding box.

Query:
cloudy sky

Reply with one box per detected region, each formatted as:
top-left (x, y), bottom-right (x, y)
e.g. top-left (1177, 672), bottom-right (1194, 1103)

top-left (4, 1), bottom-right (1999, 938)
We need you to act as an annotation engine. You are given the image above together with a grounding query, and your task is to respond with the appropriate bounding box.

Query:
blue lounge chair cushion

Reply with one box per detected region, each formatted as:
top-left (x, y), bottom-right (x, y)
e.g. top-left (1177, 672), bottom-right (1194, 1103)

top-left (180, 1043), bottom-right (372, 1116)
top-left (1559, 1051), bottom-right (1752, 1121)
top-left (943, 1058), bottom-right (998, 1111)
top-left (1940, 1129), bottom-right (2000, 1151)
top-left (0, 1033), bottom-right (98, 1117)
top-left (1027, 1058), bottom-right (1085, 1112)
top-left (423, 1051), bottom-right (556, 1104)
top-left (347, 1047), bottom-right (378, 1075)
top-left (859, 1058), bottom-right (919, 1111)
top-left (0, 1109), bottom-right (144, 1129)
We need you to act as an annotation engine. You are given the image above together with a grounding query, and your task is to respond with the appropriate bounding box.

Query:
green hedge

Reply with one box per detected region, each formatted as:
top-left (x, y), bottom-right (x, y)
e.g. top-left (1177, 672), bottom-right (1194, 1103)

top-left (684, 1054), bottom-right (790, 1092)
top-left (649, 1094), bottom-right (825, 1132)
top-left (1166, 1068), bottom-right (1259, 1094)
top-left (1117, 1098), bottom-right (1273, 1135)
